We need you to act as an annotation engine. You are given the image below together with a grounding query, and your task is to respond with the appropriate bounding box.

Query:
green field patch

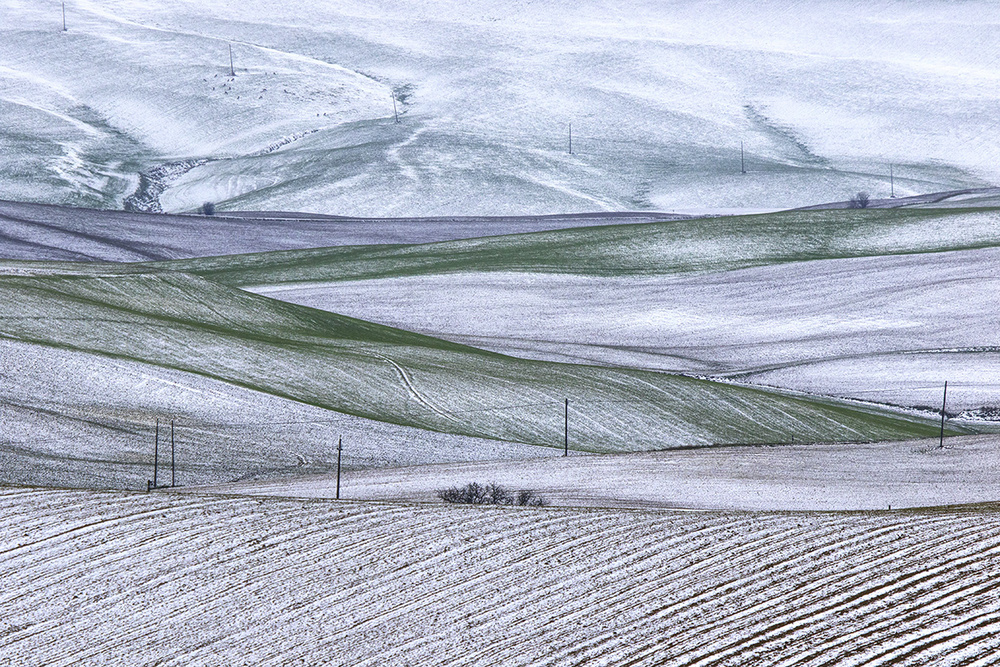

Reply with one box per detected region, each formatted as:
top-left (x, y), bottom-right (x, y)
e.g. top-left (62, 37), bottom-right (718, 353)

top-left (0, 270), bottom-right (965, 452)
top-left (151, 207), bottom-right (1000, 286)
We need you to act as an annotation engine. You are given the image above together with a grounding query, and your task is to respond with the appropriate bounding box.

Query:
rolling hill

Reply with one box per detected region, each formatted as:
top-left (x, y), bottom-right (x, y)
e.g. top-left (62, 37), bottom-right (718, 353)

top-left (4, 486), bottom-right (1000, 665)
top-left (0, 262), bottom-right (962, 489)
top-left (2, 0), bottom-right (996, 215)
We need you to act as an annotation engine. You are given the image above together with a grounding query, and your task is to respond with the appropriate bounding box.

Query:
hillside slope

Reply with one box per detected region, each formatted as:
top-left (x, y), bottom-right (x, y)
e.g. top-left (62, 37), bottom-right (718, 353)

top-left (0, 336), bottom-right (553, 491)
top-left (202, 434), bottom-right (1000, 511)
top-left (155, 207), bottom-right (1000, 411)
top-left (2, 0), bottom-right (997, 214)
top-left (0, 199), bottom-right (682, 262)
top-left (0, 268), bottom-right (957, 464)
top-left (4, 487), bottom-right (1000, 665)
top-left (163, 207), bottom-right (1000, 285)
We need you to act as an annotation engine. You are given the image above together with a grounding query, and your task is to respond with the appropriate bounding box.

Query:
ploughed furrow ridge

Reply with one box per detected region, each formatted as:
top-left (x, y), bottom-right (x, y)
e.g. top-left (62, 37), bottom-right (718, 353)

top-left (558, 514), bottom-right (942, 666)
top-left (673, 515), bottom-right (1000, 667)
top-left (781, 528), bottom-right (1000, 666)
top-left (259, 511), bottom-right (707, 667)
top-left (4, 490), bottom-right (1000, 666)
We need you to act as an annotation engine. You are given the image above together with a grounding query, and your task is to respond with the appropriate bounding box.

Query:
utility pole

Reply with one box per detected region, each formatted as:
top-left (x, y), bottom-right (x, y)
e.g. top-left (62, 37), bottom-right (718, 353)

top-left (171, 420), bottom-right (176, 487)
top-left (740, 141), bottom-right (746, 174)
top-left (568, 123), bottom-right (573, 155)
top-left (890, 164), bottom-right (895, 198)
top-left (153, 418), bottom-right (159, 488)
top-left (563, 399), bottom-right (569, 456)
top-left (62, 2), bottom-right (67, 31)
top-left (229, 44), bottom-right (235, 77)
top-left (336, 436), bottom-right (342, 500)
top-left (392, 93), bottom-right (399, 123)
top-left (939, 381), bottom-right (948, 449)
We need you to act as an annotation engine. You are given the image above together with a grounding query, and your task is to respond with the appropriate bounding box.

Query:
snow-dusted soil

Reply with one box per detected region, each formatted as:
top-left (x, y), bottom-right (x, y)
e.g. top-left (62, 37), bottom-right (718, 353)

top-left (1, 268), bottom-right (951, 469)
top-left (0, 337), bottom-right (555, 491)
top-left (0, 199), bottom-right (681, 262)
top-left (4, 486), bottom-right (1000, 665)
top-left (2, 0), bottom-right (996, 215)
top-left (249, 244), bottom-right (1000, 411)
top-left (196, 434), bottom-right (1000, 511)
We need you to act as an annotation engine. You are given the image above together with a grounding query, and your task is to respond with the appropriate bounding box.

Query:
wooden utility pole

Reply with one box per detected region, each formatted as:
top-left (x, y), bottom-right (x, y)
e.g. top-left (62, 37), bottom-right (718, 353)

top-left (890, 164), bottom-right (895, 198)
top-left (62, 2), bottom-right (67, 31)
top-left (741, 141), bottom-right (746, 174)
top-left (336, 436), bottom-right (342, 499)
top-left (229, 44), bottom-right (235, 77)
top-left (392, 94), bottom-right (399, 123)
top-left (939, 381), bottom-right (948, 449)
top-left (568, 123), bottom-right (573, 155)
top-left (171, 420), bottom-right (176, 487)
top-left (153, 418), bottom-right (159, 488)
top-left (563, 399), bottom-right (569, 456)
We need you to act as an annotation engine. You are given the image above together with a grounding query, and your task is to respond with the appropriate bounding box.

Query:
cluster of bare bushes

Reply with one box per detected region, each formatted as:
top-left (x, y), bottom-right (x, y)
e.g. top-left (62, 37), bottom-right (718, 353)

top-left (437, 482), bottom-right (545, 506)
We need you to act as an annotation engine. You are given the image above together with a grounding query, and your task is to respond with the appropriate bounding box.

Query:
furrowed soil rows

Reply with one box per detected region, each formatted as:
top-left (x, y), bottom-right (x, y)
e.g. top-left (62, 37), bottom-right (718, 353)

top-left (3, 488), bottom-right (1000, 666)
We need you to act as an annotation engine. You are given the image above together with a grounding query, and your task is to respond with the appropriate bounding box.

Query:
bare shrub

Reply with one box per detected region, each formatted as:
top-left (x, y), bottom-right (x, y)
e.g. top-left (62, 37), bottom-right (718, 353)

top-left (848, 192), bottom-right (870, 209)
top-left (515, 489), bottom-right (545, 507)
top-left (487, 482), bottom-right (510, 505)
top-left (438, 482), bottom-right (545, 507)
top-left (200, 201), bottom-right (216, 216)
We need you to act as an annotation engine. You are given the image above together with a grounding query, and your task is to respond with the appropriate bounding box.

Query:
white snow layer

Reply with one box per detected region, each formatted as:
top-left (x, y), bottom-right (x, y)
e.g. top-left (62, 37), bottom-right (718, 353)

top-left (198, 434), bottom-right (1000, 511)
top-left (250, 244), bottom-right (1000, 410)
top-left (5, 488), bottom-right (1000, 665)
top-left (1, 0), bottom-right (998, 214)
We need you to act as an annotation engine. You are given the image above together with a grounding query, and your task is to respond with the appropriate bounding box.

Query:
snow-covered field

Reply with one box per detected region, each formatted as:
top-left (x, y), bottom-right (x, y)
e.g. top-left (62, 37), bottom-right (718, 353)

top-left (0, 199), bottom-right (683, 261)
top-left (4, 486), bottom-right (1000, 665)
top-left (5, 2), bottom-right (1000, 661)
top-left (252, 246), bottom-right (1000, 410)
top-left (200, 434), bottom-right (1000, 511)
top-left (0, 265), bottom-right (955, 489)
top-left (2, 203), bottom-right (997, 489)
top-left (0, 337), bottom-right (555, 491)
top-left (204, 207), bottom-right (1000, 412)
top-left (1, 0), bottom-right (997, 215)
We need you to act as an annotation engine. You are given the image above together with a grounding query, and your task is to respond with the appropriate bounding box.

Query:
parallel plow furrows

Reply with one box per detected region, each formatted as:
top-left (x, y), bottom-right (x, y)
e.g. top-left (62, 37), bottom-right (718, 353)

top-left (3, 490), bottom-right (1000, 666)
top-left (661, 516), bottom-right (1000, 667)
top-left (547, 515), bottom-right (955, 666)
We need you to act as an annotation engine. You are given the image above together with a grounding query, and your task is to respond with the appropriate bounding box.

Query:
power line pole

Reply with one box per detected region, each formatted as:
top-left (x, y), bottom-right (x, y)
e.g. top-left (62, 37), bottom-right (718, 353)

top-left (563, 399), bottom-right (569, 456)
top-left (741, 141), bottom-right (746, 174)
top-left (568, 123), bottom-right (573, 155)
top-left (939, 381), bottom-right (948, 449)
top-left (336, 436), bottom-right (342, 500)
top-left (62, 2), bottom-right (67, 31)
top-left (153, 418), bottom-right (159, 488)
top-left (890, 164), bottom-right (895, 198)
top-left (392, 93), bottom-right (399, 123)
top-left (171, 420), bottom-right (176, 488)
top-left (229, 44), bottom-right (235, 77)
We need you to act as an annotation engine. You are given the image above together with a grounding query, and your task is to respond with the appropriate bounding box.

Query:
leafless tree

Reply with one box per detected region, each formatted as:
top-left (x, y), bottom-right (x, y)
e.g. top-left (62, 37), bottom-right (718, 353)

top-left (848, 192), bottom-right (870, 209)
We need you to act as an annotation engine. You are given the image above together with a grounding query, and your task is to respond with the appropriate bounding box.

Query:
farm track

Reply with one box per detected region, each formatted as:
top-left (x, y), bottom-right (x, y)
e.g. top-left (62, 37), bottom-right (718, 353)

top-left (2, 488), bottom-right (1000, 665)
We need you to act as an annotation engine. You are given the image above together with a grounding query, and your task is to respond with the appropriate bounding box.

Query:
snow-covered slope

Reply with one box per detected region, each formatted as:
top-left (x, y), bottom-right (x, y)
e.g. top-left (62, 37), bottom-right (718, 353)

top-left (4, 487), bottom-right (1000, 665)
top-left (251, 247), bottom-right (1000, 410)
top-left (0, 337), bottom-right (554, 491)
top-left (203, 434), bottom-right (1000, 511)
top-left (164, 206), bottom-right (1000, 411)
top-left (0, 199), bottom-right (682, 261)
top-left (1, 0), bottom-right (997, 215)
top-left (0, 265), bottom-right (959, 492)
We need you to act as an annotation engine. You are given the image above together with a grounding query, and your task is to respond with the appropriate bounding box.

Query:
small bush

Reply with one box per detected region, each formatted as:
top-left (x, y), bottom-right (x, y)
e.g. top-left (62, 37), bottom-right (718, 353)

top-left (200, 201), bottom-right (216, 216)
top-left (848, 191), bottom-right (870, 209)
top-left (437, 482), bottom-right (545, 507)
top-left (515, 489), bottom-right (545, 507)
